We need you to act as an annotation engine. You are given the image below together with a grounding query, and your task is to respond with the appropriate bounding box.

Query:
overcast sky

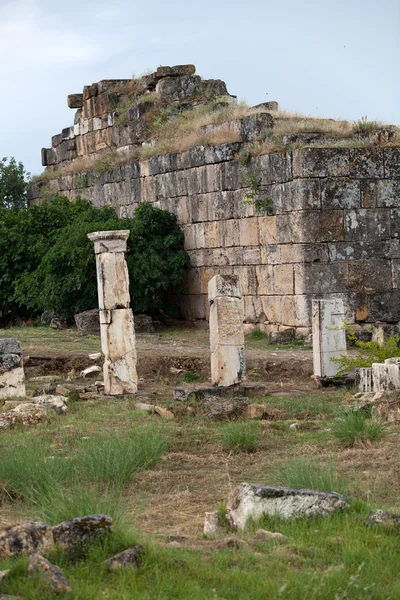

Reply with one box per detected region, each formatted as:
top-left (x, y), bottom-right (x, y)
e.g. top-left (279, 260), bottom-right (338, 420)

top-left (1, 0), bottom-right (399, 175)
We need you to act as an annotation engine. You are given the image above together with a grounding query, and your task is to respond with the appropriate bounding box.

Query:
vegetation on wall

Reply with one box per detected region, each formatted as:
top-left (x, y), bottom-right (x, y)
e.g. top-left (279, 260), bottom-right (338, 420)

top-left (0, 197), bottom-right (189, 322)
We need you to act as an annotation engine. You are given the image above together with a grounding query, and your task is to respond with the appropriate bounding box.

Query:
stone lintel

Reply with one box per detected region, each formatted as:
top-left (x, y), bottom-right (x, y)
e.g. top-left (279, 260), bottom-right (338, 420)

top-left (87, 230), bottom-right (130, 254)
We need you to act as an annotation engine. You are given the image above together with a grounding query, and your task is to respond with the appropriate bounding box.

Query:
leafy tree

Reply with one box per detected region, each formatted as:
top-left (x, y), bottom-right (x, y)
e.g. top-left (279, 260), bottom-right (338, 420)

top-left (0, 157), bottom-right (29, 210)
top-left (1, 196), bottom-right (189, 322)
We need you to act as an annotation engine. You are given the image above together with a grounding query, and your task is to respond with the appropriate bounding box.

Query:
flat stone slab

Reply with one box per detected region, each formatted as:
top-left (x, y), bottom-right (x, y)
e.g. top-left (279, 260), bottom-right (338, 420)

top-left (227, 483), bottom-right (347, 530)
top-left (173, 382), bottom-right (268, 401)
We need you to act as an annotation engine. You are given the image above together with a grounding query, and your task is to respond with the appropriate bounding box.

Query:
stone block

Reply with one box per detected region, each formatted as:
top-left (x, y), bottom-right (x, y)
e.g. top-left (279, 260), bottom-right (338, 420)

top-left (281, 295), bottom-right (310, 327)
top-left (356, 367), bottom-right (373, 392)
top-left (0, 338), bottom-right (25, 399)
top-left (312, 298), bottom-right (347, 378)
top-left (372, 362), bottom-right (400, 392)
top-left (208, 274), bottom-right (242, 301)
top-left (156, 75), bottom-right (202, 102)
top-left (74, 309), bottom-right (100, 335)
top-left (95, 252), bottom-right (130, 310)
top-left (100, 308), bottom-right (137, 394)
top-left (293, 148), bottom-right (350, 178)
top-left (255, 265), bottom-right (274, 295)
top-left (273, 179), bottom-right (321, 213)
top-left (344, 209), bottom-right (390, 241)
top-left (258, 216), bottom-right (277, 244)
top-left (221, 219), bottom-right (241, 247)
top-left (211, 344), bottom-right (246, 387)
top-left (349, 148), bottom-right (384, 178)
top-left (320, 178), bottom-right (361, 209)
top-left (156, 64), bottom-right (196, 78)
top-left (383, 148), bottom-right (400, 178)
top-left (365, 291), bottom-right (400, 322)
top-left (243, 296), bottom-right (266, 322)
top-left (240, 113), bottom-right (274, 142)
top-left (243, 246), bottom-right (261, 265)
top-left (348, 260), bottom-right (392, 292)
top-left (200, 78), bottom-right (229, 97)
top-left (361, 180), bottom-right (378, 208)
top-left (209, 297), bottom-right (244, 351)
top-left (273, 264), bottom-right (294, 295)
top-left (300, 263), bottom-right (349, 294)
top-left (67, 93), bottom-right (83, 109)
top-left (239, 218), bottom-right (259, 246)
top-left (377, 180), bottom-right (400, 207)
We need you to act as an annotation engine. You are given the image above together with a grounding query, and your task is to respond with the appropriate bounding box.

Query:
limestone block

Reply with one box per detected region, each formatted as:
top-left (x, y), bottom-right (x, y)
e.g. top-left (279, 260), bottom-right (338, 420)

top-left (183, 225), bottom-right (196, 250)
top-left (377, 180), bottom-right (400, 208)
top-left (258, 216), bottom-right (277, 245)
top-left (233, 266), bottom-right (257, 296)
top-left (88, 230), bottom-right (129, 254)
top-left (361, 180), bottom-right (378, 208)
top-left (204, 221), bottom-right (222, 249)
top-left (258, 153), bottom-right (292, 185)
top-left (180, 294), bottom-right (207, 320)
top-left (383, 148), bottom-right (400, 178)
top-left (255, 265), bottom-right (274, 295)
top-left (201, 78), bottom-right (229, 97)
top-left (240, 113), bottom-right (274, 142)
top-left (300, 263), bottom-right (349, 294)
top-left (344, 209), bottom-right (390, 241)
top-left (281, 295), bottom-right (310, 327)
top-left (227, 483), bottom-right (347, 530)
top-left (243, 296), bottom-right (266, 323)
top-left (95, 252), bottom-right (131, 310)
top-left (0, 338), bottom-right (25, 399)
top-left (372, 362), bottom-right (400, 392)
top-left (243, 246), bottom-right (261, 265)
top-left (193, 222), bottom-right (206, 249)
top-left (312, 298), bottom-right (347, 378)
top-left (349, 148), bottom-right (384, 178)
top-left (239, 218), bottom-right (259, 246)
top-left (100, 308), bottom-right (137, 395)
top-left (221, 161), bottom-right (246, 191)
top-left (231, 188), bottom-right (254, 218)
top-left (211, 344), bottom-right (246, 387)
top-left (156, 64), bottom-right (196, 77)
top-left (293, 148), bottom-right (350, 178)
top-left (191, 194), bottom-right (211, 222)
top-left (273, 264), bottom-right (294, 295)
top-left (365, 291), bottom-right (400, 322)
top-left (197, 164), bottom-right (222, 194)
top-left (273, 179), bottom-right (321, 213)
top-left (348, 260), bottom-right (392, 292)
top-left (155, 75), bottom-right (202, 102)
top-left (200, 267), bottom-right (220, 294)
top-left (260, 296), bottom-right (282, 324)
top-left (184, 268), bottom-right (201, 295)
top-left (320, 178), bottom-right (361, 209)
top-left (221, 219), bottom-right (240, 247)
top-left (356, 368), bottom-right (373, 392)
top-left (209, 297), bottom-right (244, 352)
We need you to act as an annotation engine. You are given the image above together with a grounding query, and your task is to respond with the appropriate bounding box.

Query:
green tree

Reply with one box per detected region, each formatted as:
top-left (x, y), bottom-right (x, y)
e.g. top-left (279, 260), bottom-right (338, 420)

top-left (0, 157), bottom-right (29, 209)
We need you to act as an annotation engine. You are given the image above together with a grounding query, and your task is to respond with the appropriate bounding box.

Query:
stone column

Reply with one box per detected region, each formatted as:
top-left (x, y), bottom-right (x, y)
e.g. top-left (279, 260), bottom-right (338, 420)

top-left (87, 230), bottom-right (138, 395)
top-left (0, 338), bottom-right (25, 398)
top-left (208, 274), bottom-right (245, 386)
top-left (312, 298), bottom-right (347, 378)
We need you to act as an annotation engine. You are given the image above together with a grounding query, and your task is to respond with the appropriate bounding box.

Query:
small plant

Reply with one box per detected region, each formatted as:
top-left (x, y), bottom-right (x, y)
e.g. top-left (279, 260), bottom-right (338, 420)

top-left (247, 328), bottom-right (269, 342)
top-left (180, 370), bottom-right (199, 383)
top-left (332, 410), bottom-right (386, 447)
top-left (353, 116), bottom-right (378, 133)
top-left (75, 175), bottom-right (88, 188)
top-left (272, 456), bottom-right (348, 495)
top-left (238, 161), bottom-right (274, 215)
top-left (331, 323), bottom-right (400, 375)
top-left (218, 421), bottom-right (262, 453)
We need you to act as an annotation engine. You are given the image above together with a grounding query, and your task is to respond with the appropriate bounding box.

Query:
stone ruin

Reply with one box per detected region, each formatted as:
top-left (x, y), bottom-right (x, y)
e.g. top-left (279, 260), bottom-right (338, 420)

top-left (312, 298), bottom-right (347, 380)
top-left (0, 338), bottom-right (25, 398)
top-left (28, 64), bottom-right (400, 339)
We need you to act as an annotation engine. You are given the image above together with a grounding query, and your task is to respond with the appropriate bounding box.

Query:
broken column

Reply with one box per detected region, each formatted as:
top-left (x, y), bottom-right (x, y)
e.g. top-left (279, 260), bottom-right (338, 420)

top-left (0, 338), bottom-right (26, 398)
top-left (87, 230), bottom-right (138, 395)
top-left (312, 298), bottom-right (347, 378)
top-left (208, 274), bottom-right (245, 386)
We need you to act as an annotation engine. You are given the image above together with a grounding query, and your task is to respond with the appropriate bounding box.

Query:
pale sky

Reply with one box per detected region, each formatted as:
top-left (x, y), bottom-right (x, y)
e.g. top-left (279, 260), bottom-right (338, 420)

top-left (1, 0), bottom-right (399, 175)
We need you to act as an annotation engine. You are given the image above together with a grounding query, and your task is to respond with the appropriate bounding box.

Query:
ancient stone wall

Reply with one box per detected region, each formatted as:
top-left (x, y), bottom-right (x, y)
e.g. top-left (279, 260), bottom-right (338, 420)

top-left (28, 66), bottom-right (400, 336)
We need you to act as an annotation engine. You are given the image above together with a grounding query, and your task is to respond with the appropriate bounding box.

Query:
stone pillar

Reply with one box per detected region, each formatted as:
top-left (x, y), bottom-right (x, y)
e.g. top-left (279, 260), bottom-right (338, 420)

top-left (87, 230), bottom-right (138, 395)
top-left (0, 338), bottom-right (25, 398)
top-left (312, 298), bottom-right (347, 378)
top-left (208, 274), bottom-right (245, 386)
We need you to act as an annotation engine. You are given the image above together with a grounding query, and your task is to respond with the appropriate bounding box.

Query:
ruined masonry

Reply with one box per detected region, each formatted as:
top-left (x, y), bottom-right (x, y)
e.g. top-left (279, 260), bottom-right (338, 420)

top-left (208, 274), bottom-right (245, 386)
top-left (0, 338), bottom-right (26, 398)
top-left (29, 65), bottom-right (400, 337)
top-left (87, 230), bottom-right (138, 395)
top-left (312, 298), bottom-right (347, 379)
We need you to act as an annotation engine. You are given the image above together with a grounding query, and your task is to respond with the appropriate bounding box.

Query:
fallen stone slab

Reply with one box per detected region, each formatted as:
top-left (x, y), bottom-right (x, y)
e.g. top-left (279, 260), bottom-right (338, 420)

top-left (173, 382), bottom-right (268, 402)
top-left (104, 546), bottom-right (144, 570)
top-left (28, 554), bottom-right (71, 594)
top-left (365, 509), bottom-right (400, 530)
top-left (135, 402), bottom-right (155, 414)
top-left (33, 395), bottom-right (68, 415)
top-left (227, 483), bottom-right (347, 530)
top-left (202, 396), bottom-right (248, 420)
top-left (81, 365), bottom-right (102, 378)
top-left (0, 403), bottom-right (47, 432)
top-left (154, 406), bottom-right (174, 419)
top-left (0, 522), bottom-right (54, 560)
top-left (52, 514), bottom-right (113, 556)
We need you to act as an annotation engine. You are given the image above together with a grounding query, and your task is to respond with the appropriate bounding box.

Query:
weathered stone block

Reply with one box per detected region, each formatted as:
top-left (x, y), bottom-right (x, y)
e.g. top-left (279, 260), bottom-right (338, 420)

top-left (240, 113), bottom-right (274, 142)
top-left (377, 180), bottom-right (400, 207)
top-left (261, 295), bottom-right (282, 324)
top-left (209, 297), bottom-right (244, 351)
top-left (384, 148), bottom-right (400, 178)
top-left (293, 148), bottom-right (350, 178)
top-left (67, 93), bottom-right (83, 109)
top-left (221, 219), bottom-right (241, 247)
top-left (239, 218), bottom-right (259, 246)
top-left (258, 216), bottom-right (277, 244)
top-left (281, 295), bottom-right (310, 327)
top-left (255, 265), bottom-right (274, 295)
top-left (361, 180), bottom-right (378, 208)
top-left (100, 308), bottom-right (137, 394)
top-left (312, 298), bottom-right (347, 378)
top-left (348, 260), bottom-right (392, 292)
top-left (156, 75), bottom-right (202, 102)
top-left (320, 178), bottom-right (360, 209)
top-left (301, 263), bottom-right (349, 294)
top-left (0, 338), bottom-right (25, 399)
top-left (349, 148), bottom-right (384, 178)
top-left (344, 209), bottom-right (390, 241)
top-left (273, 264), bottom-right (294, 295)
top-left (156, 64), bottom-right (196, 78)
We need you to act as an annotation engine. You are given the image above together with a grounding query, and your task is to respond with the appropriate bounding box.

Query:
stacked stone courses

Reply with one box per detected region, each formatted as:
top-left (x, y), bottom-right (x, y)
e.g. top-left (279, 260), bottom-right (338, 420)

top-left (28, 66), bottom-right (400, 335)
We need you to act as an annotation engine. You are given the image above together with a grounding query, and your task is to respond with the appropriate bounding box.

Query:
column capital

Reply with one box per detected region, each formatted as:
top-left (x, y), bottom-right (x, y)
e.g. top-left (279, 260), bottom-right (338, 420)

top-left (87, 230), bottom-right (130, 254)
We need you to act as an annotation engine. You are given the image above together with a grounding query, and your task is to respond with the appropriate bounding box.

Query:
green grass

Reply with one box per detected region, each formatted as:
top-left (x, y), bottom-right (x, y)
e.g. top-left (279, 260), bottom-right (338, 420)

top-left (256, 391), bottom-right (346, 419)
top-left (332, 411), bottom-right (387, 447)
top-left (179, 370), bottom-right (199, 383)
top-left (247, 328), bottom-right (269, 342)
top-left (217, 420), bottom-right (262, 452)
top-left (271, 456), bottom-right (349, 495)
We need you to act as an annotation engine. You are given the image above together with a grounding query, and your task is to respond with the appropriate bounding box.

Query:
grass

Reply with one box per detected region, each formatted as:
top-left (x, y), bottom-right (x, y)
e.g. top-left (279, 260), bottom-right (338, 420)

top-left (247, 328), bottom-right (269, 342)
top-left (271, 456), bottom-right (349, 495)
top-left (217, 420), bottom-right (262, 452)
top-left (332, 411), bottom-right (387, 447)
top-left (179, 369), bottom-right (199, 383)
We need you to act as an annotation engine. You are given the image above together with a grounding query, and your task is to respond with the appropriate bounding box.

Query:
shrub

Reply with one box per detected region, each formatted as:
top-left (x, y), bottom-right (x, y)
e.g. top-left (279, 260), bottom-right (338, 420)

top-left (331, 325), bottom-right (400, 375)
top-left (0, 157), bottom-right (29, 210)
top-left (332, 411), bottom-right (387, 447)
top-left (179, 370), bottom-right (199, 383)
top-left (1, 197), bottom-right (189, 321)
top-left (218, 421), bottom-right (262, 452)
top-left (271, 456), bottom-right (348, 495)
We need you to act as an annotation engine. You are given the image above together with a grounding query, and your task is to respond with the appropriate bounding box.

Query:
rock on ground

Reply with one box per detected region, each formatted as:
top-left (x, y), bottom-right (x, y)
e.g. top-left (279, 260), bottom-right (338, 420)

top-left (74, 309), bottom-right (100, 335)
top-left (365, 509), bottom-right (400, 530)
top-left (0, 403), bottom-right (47, 432)
top-left (0, 522), bottom-right (53, 560)
top-left (33, 395), bottom-right (68, 414)
top-left (28, 554), bottom-right (71, 594)
top-left (52, 514), bottom-right (113, 556)
top-left (227, 483), bottom-right (347, 530)
top-left (104, 546), bottom-right (144, 570)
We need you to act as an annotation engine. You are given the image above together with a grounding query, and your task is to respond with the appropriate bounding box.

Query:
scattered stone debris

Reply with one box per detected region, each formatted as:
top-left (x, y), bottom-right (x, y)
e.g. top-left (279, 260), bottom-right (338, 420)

top-left (89, 352), bottom-right (102, 361)
top-left (347, 390), bottom-right (400, 423)
top-left (227, 483), bottom-right (347, 530)
top-left (154, 406), bottom-right (174, 419)
top-left (52, 514), bottom-right (113, 556)
top-left (0, 403), bottom-right (47, 432)
top-left (0, 522), bottom-right (54, 560)
top-left (254, 529), bottom-right (288, 541)
top-left (0, 338), bottom-right (26, 399)
top-left (203, 512), bottom-right (219, 537)
top-left (173, 382), bottom-right (267, 402)
top-left (244, 404), bottom-right (266, 419)
top-left (202, 396), bottom-right (248, 420)
top-left (104, 546), bottom-right (144, 571)
top-left (33, 395), bottom-right (68, 415)
top-left (135, 402), bottom-right (155, 414)
top-left (28, 554), bottom-right (71, 594)
top-left (55, 386), bottom-right (71, 396)
top-left (365, 509), bottom-right (400, 530)
top-left (80, 365), bottom-right (102, 378)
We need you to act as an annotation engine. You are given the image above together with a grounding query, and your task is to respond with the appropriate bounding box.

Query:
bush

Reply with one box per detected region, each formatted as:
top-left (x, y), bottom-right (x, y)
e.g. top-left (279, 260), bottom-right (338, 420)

top-left (332, 325), bottom-right (400, 375)
top-left (179, 370), bottom-right (199, 383)
top-left (0, 197), bottom-right (189, 321)
top-left (0, 157), bottom-right (29, 210)
top-left (332, 411), bottom-right (387, 447)
top-left (218, 421), bottom-right (262, 452)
